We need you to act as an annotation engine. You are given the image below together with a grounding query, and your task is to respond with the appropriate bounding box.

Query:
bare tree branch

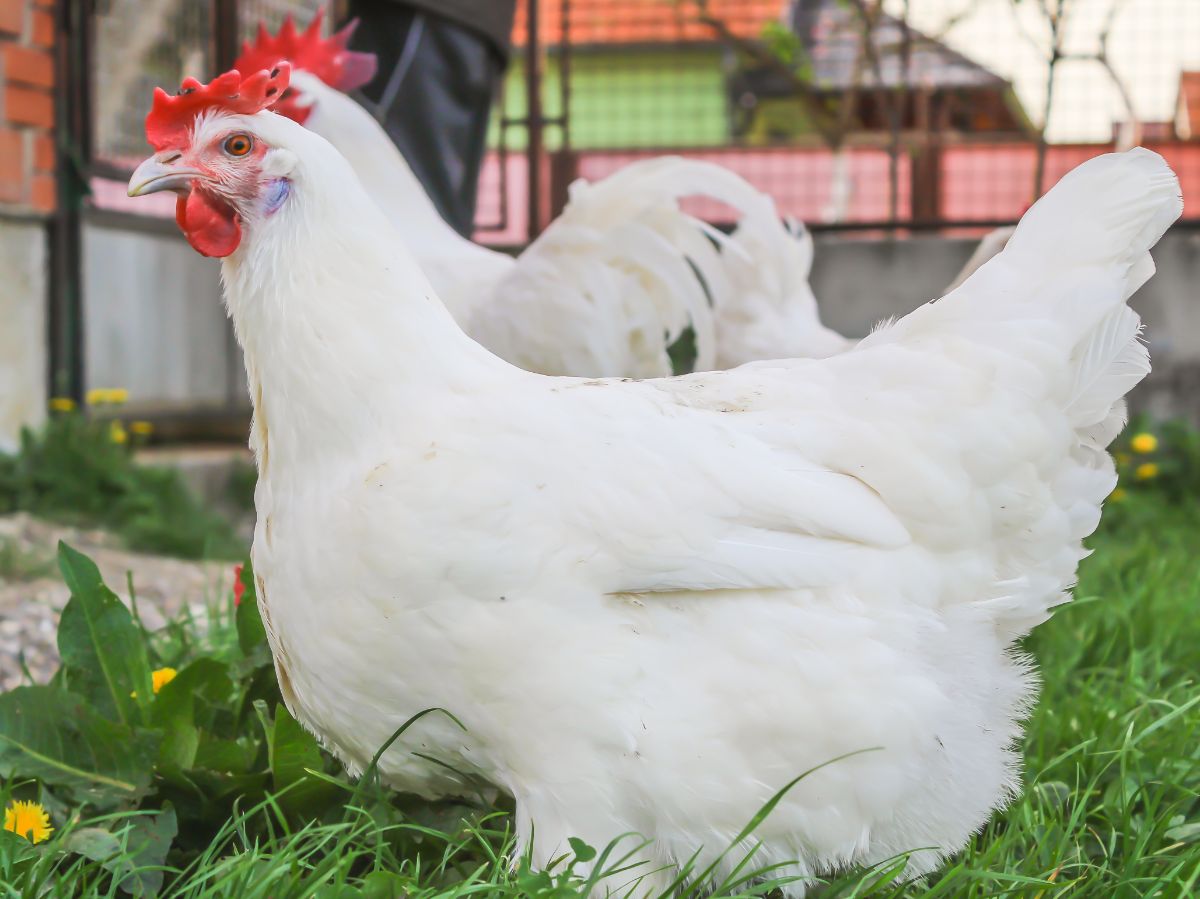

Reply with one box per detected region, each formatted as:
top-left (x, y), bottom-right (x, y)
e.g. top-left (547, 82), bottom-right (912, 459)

top-left (928, 0), bottom-right (986, 41)
top-left (1010, 0), bottom-right (1073, 199)
top-left (845, 0), bottom-right (912, 222)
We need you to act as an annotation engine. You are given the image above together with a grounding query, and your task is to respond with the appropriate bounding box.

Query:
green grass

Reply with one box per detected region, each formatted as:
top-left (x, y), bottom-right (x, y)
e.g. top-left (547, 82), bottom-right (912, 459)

top-left (2, 494), bottom-right (1198, 898)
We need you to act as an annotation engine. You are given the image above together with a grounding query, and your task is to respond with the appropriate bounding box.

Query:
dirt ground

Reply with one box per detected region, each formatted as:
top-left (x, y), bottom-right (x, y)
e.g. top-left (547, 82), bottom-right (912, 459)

top-left (0, 514), bottom-right (236, 690)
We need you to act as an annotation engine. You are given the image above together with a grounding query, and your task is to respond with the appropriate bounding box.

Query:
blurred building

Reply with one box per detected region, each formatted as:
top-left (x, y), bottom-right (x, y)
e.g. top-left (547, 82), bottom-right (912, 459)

top-left (0, 0), bottom-right (55, 449)
top-left (732, 0), bottom-right (1031, 144)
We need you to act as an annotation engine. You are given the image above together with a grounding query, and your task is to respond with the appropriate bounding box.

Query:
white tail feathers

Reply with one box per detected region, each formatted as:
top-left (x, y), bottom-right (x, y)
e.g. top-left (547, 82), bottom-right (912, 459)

top-left (892, 150), bottom-right (1179, 438)
top-left (713, 211), bottom-right (851, 367)
top-left (1005, 148), bottom-right (1182, 279)
top-left (1007, 150), bottom-right (1178, 431)
top-left (544, 156), bottom-right (847, 374)
top-left (1066, 306), bottom-right (1149, 432)
top-left (568, 157), bottom-right (851, 370)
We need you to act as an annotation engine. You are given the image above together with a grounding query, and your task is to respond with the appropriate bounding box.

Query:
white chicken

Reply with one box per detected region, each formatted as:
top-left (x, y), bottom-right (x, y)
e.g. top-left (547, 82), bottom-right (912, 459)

top-left (128, 64), bottom-right (1181, 894)
top-left (945, 225), bottom-right (1017, 294)
top-left (233, 13), bottom-right (847, 374)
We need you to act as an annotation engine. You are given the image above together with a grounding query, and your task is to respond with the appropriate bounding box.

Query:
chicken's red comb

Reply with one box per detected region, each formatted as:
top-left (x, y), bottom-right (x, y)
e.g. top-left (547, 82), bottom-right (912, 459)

top-left (234, 9), bottom-right (376, 94)
top-left (145, 63), bottom-right (292, 151)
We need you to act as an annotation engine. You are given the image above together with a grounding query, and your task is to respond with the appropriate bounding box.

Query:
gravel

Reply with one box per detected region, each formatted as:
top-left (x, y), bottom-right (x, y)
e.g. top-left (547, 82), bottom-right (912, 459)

top-left (0, 514), bottom-right (238, 691)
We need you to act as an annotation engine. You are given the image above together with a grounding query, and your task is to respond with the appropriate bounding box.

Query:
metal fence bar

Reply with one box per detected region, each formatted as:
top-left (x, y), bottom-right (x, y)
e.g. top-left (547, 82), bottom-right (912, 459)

top-left (525, 0), bottom-right (543, 240)
top-left (76, 1), bottom-right (1200, 238)
top-left (48, 0), bottom-right (93, 403)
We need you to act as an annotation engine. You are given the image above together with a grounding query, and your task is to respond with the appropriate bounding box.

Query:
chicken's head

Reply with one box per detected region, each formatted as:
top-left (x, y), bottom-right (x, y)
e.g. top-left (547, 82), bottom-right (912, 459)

top-left (128, 64), bottom-right (300, 258)
top-left (233, 9), bottom-right (376, 125)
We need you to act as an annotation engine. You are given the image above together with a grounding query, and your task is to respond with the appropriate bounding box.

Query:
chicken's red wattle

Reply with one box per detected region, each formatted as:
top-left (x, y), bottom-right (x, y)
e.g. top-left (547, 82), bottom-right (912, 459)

top-left (176, 190), bottom-right (241, 257)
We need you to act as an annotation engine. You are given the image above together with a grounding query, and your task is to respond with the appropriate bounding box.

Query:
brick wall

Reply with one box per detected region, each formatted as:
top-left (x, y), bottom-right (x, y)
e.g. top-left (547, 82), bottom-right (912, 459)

top-left (0, 0), bottom-right (55, 214)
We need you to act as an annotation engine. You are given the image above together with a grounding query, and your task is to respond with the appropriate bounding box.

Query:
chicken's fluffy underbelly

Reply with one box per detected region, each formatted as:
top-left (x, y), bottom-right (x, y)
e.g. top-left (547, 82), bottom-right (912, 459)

top-left (255, 507), bottom-right (1031, 871)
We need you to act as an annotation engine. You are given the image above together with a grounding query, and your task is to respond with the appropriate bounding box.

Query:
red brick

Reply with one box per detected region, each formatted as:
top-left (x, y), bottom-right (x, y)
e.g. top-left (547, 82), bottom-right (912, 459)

top-left (0, 0), bottom-right (23, 37)
top-left (30, 8), bottom-right (53, 47)
top-left (0, 128), bottom-right (23, 204)
top-left (0, 126), bottom-right (21, 168)
top-left (5, 85), bottom-right (54, 128)
top-left (3, 45), bottom-right (54, 88)
top-left (0, 177), bottom-right (23, 204)
top-left (30, 172), bottom-right (55, 212)
top-left (33, 131), bottom-right (53, 171)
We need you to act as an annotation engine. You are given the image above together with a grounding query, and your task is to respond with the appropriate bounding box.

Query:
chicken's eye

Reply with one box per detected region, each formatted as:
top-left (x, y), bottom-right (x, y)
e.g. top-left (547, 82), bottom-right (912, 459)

top-left (223, 134), bottom-right (253, 157)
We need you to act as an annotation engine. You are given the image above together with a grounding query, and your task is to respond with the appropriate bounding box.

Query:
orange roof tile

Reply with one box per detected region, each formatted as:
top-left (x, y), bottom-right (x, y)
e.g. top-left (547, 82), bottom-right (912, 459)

top-left (512, 0), bottom-right (784, 47)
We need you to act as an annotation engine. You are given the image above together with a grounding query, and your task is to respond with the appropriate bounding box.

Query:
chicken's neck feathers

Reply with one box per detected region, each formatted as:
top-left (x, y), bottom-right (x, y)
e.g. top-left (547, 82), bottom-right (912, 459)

top-left (218, 120), bottom-right (505, 473)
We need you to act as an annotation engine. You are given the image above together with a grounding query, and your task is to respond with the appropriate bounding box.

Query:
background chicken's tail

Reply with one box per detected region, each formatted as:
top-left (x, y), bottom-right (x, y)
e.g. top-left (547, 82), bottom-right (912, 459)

top-left (570, 157), bottom-right (853, 370)
top-left (712, 207), bottom-right (852, 369)
top-left (483, 157), bottom-right (847, 377)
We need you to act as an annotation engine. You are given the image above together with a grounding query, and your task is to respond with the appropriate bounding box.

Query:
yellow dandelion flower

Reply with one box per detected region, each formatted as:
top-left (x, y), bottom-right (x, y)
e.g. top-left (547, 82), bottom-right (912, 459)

top-left (1134, 462), bottom-right (1159, 481)
top-left (85, 387), bottom-right (130, 406)
top-left (110, 421), bottom-right (129, 445)
top-left (48, 397), bottom-right (76, 413)
top-left (130, 421), bottom-right (154, 436)
top-left (151, 667), bottom-right (177, 693)
top-left (131, 667), bottom-right (178, 700)
top-left (1108, 487), bottom-right (1128, 503)
top-left (1130, 433), bottom-right (1158, 454)
top-left (4, 800), bottom-right (52, 844)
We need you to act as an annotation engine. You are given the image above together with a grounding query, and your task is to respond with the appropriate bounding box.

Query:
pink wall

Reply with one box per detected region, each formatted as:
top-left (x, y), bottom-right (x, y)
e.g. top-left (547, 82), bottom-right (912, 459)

top-left (473, 142), bottom-right (1200, 234)
top-left (93, 142), bottom-right (1200, 237)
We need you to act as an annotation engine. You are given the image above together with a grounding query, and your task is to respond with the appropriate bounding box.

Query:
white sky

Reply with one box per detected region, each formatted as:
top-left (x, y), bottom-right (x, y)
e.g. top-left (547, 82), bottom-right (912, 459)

top-left (883, 0), bottom-right (1200, 141)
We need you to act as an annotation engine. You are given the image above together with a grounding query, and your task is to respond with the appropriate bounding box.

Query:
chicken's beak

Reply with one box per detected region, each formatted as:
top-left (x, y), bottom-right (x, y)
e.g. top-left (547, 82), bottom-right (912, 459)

top-left (127, 154), bottom-right (203, 197)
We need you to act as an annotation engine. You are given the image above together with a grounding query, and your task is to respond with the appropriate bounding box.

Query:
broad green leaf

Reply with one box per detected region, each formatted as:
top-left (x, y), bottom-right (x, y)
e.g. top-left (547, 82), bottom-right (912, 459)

top-left (151, 659), bottom-right (231, 770)
top-left (179, 768), bottom-right (269, 803)
top-left (568, 836), bottom-right (597, 863)
top-left (65, 810), bottom-right (177, 899)
top-left (269, 703), bottom-right (323, 789)
top-left (150, 659), bottom-right (231, 727)
top-left (158, 721), bottom-right (200, 772)
top-left (56, 542), bottom-right (151, 725)
top-left (191, 737), bottom-right (259, 776)
top-left (1166, 821), bottom-right (1200, 843)
top-left (269, 703), bottom-right (338, 818)
top-left (64, 827), bottom-right (123, 863)
top-left (150, 657), bottom-right (231, 734)
top-left (360, 872), bottom-right (407, 899)
top-left (0, 686), bottom-right (157, 809)
top-left (118, 806), bottom-right (177, 898)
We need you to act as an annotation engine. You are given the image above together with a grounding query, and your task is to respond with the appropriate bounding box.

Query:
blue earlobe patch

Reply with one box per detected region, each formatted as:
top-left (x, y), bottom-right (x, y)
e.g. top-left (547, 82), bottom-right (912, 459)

top-left (264, 178), bottom-right (291, 214)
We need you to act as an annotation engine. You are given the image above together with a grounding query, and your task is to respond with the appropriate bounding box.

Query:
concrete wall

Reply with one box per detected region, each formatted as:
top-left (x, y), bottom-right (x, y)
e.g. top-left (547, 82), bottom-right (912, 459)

top-left (82, 219), bottom-right (247, 413)
top-left (0, 218), bottom-right (46, 451)
top-left (811, 229), bottom-right (1200, 423)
